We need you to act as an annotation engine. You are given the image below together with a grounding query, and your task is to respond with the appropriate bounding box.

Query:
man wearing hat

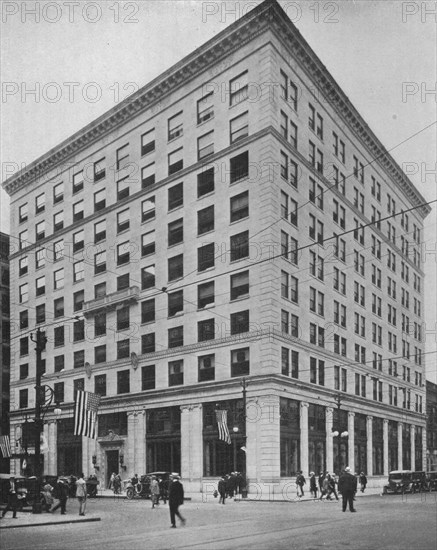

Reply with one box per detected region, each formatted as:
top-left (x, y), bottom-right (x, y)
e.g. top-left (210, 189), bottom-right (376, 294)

top-left (1, 476), bottom-right (18, 519)
top-left (168, 474), bottom-right (185, 528)
top-left (338, 467), bottom-right (357, 512)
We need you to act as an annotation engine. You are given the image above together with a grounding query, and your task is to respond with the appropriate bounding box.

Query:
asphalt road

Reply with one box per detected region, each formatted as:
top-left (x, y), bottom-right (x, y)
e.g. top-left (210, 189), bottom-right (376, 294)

top-left (2, 492), bottom-right (436, 550)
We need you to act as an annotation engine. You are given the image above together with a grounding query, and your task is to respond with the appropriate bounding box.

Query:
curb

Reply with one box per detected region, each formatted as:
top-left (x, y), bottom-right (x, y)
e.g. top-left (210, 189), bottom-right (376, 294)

top-left (0, 517), bottom-right (101, 530)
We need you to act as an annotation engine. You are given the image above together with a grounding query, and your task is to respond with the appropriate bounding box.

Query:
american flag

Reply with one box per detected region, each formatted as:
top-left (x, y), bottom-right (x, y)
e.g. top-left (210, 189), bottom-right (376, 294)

top-left (74, 391), bottom-right (101, 439)
top-left (215, 410), bottom-right (231, 445)
top-left (0, 435), bottom-right (11, 458)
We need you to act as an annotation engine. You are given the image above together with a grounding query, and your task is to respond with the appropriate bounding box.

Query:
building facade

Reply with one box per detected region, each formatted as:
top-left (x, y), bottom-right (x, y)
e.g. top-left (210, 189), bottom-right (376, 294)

top-left (426, 381), bottom-right (437, 471)
top-left (3, 0), bottom-right (430, 493)
top-left (0, 232), bottom-right (10, 473)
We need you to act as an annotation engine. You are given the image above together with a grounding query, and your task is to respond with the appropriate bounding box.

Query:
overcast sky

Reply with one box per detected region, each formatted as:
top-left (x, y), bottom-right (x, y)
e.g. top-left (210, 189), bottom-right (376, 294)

top-left (1, 0), bottom-right (436, 381)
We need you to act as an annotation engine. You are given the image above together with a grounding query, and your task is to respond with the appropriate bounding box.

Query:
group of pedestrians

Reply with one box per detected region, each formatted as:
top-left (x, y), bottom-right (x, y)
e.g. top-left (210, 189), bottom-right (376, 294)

top-left (0, 473), bottom-right (89, 519)
top-left (108, 472), bottom-right (122, 494)
top-left (216, 472), bottom-right (245, 504)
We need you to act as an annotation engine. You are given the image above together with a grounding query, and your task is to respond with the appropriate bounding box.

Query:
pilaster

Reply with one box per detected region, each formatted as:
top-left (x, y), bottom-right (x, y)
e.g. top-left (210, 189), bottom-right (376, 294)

top-left (366, 416), bottom-right (373, 476)
top-left (300, 402), bottom-right (309, 477)
top-left (127, 412), bottom-right (136, 477)
top-left (397, 422), bottom-right (403, 471)
top-left (410, 425), bottom-right (416, 472)
top-left (383, 419), bottom-right (389, 476)
top-left (180, 404), bottom-right (203, 484)
top-left (326, 407), bottom-right (333, 473)
top-left (348, 412), bottom-right (355, 473)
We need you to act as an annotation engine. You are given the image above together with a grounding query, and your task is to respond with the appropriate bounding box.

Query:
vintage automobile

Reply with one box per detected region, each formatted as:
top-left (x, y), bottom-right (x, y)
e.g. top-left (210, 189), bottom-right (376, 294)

top-left (383, 471), bottom-right (413, 494)
top-left (125, 471), bottom-right (171, 500)
top-left (382, 470), bottom-right (429, 494)
top-left (0, 474), bottom-right (36, 510)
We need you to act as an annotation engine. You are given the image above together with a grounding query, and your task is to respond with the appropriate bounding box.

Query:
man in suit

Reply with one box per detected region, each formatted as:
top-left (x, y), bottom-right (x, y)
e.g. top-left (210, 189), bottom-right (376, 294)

top-left (51, 478), bottom-right (69, 514)
top-left (168, 475), bottom-right (186, 528)
top-left (338, 467), bottom-right (358, 512)
top-left (1, 476), bottom-right (18, 519)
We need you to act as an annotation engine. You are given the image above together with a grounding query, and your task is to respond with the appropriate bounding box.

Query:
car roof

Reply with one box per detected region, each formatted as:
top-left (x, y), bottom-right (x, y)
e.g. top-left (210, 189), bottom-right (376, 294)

top-left (389, 470), bottom-right (413, 474)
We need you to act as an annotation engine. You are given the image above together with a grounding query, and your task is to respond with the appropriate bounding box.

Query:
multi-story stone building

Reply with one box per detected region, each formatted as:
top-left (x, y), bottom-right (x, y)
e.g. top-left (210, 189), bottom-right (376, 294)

top-left (0, 232), bottom-right (10, 473)
top-left (3, 0), bottom-right (430, 493)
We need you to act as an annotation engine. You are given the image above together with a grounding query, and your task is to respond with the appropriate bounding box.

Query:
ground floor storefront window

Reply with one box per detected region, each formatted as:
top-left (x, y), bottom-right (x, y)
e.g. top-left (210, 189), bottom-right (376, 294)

top-left (415, 426), bottom-right (423, 468)
top-left (203, 400), bottom-right (244, 476)
top-left (333, 409), bottom-right (348, 474)
top-left (57, 418), bottom-right (82, 475)
top-left (388, 421), bottom-right (398, 471)
top-left (373, 417), bottom-right (384, 475)
top-left (146, 407), bottom-right (181, 473)
top-left (354, 413), bottom-right (367, 474)
top-left (308, 404), bottom-right (325, 475)
top-left (280, 398), bottom-right (300, 476)
top-left (402, 424), bottom-right (411, 470)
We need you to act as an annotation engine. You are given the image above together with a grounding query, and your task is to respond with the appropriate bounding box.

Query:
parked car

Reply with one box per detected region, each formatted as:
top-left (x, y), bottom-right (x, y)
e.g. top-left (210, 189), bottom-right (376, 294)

top-left (125, 471), bottom-right (171, 500)
top-left (383, 470), bottom-right (414, 494)
top-left (410, 471), bottom-right (428, 492)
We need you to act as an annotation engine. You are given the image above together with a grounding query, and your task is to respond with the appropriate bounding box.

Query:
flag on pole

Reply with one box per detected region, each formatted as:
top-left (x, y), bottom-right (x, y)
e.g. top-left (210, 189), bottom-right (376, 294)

top-left (0, 435), bottom-right (11, 458)
top-left (215, 410), bottom-right (231, 445)
top-left (74, 390), bottom-right (101, 439)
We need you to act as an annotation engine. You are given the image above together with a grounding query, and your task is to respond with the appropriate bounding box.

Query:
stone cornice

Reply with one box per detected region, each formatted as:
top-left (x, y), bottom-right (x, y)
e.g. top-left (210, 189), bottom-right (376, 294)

top-left (2, 0), bottom-right (429, 219)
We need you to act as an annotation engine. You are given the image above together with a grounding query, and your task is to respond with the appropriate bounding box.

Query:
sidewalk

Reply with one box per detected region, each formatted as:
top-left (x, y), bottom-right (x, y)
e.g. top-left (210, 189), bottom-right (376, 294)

top-left (0, 510), bottom-right (101, 530)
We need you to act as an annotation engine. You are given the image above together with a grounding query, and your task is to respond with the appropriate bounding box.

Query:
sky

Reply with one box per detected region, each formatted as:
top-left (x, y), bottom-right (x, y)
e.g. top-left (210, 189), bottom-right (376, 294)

top-left (1, 0), bottom-right (436, 381)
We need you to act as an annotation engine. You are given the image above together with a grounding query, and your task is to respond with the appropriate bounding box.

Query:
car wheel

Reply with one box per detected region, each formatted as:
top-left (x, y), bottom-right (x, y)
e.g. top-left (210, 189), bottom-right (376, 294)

top-left (126, 487), bottom-right (134, 500)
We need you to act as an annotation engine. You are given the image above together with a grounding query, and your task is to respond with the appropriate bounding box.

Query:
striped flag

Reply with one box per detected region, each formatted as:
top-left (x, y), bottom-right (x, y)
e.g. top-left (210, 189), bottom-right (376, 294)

top-left (74, 390), bottom-right (101, 439)
top-left (215, 410), bottom-right (231, 445)
top-left (0, 435), bottom-right (11, 458)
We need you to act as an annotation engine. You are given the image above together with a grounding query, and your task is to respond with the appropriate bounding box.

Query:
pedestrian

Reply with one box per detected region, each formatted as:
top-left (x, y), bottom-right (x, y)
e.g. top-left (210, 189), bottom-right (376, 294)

top-left (296, 470), bottom-right (306, 498)
top-left (359, 472), bottom-right (367, 493)
top-left (75, 473), bottom-right (87, 516)
top-left (150, 475), bottom-right (160, 508)
top-left (1, 476), bottom-right (19, 519)
top-left (159, 477), bottom-right (168, 504)
top-left (168, 475), bottom-right (186, 528)
top-left (322, 473), bottom-right (332, 500)
top-left (309, 472), bottom-right (318, 499)
top-left (218, 476), bottom-right (226, 504)
top-left (338, 466), bottom-right (357, 513)
top-left (318, 472), bottom-right (324, 495)
top-left (108, 472), bottom-right (115, 491)
top-left (113, 473), bottom-right (121, 494)
top-left (329, 473), bottom-right (339, 501)
top-left (51, 478), bottom-right (69, 514)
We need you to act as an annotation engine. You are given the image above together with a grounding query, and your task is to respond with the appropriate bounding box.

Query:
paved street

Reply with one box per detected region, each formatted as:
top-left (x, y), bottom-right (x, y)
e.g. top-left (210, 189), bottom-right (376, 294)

top-left (1, 493), bottom-right (436, 550)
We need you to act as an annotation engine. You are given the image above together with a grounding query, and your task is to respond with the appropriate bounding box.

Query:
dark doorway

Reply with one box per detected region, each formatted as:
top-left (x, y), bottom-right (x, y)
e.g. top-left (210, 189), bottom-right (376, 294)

top-left (106, 450), bottom-right (119, 487)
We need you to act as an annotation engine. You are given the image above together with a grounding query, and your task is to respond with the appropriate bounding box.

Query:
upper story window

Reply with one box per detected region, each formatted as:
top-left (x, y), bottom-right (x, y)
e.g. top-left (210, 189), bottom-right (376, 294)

top-left (94, 219), bottom-right (106, 243)
top-left (35, 221), bottom-right (45, 241)
top-left (230, 191), bottom-right (249, 222)
top-left (197, 167), bottom-right (214, 198)
top-left (116, 144), bottom-right (129, 170)
top-left (73, 170), bottom-right (84, 194)
top-left (117, 176), bottom-right (130, 201)
top-left (168, 148), bottom-right (183, 175)
top-left (94, 158), bottom-right (106, 182)
top-left (197, 93), bottom-right (214, 124)
top-left (168, 112), bottom-right (183, 141)
top-left (230, 112), bottom-right (248, 144)
top-left (19, 203), bottom-right (28, 223)
top-left (142, 162), bottom-right (155, 189)
top-left (229, 71), bottom-right (248, 106)
top-left (53, 183), bottom-right (64, 204)
top-left (141, 128), bottom-right (155, 156)
top-left (142, 197), bottom-right (156, 222)
top-left (35, 193), bottom-right (45, 214)
top-left (168, 183), bottom-right (183, 211)
top-left (117, 209), bottom-right (130, 233)
top-left (333, 132), bottom-right (345, 163)
top-left (53, 211), bottom-right (64, 232)
top-left (230, 151), bottom-right (248, 183)
top-left (94, 189), bottom-right (106, 212)
top-left (198, 131), bottom-right (214, 160)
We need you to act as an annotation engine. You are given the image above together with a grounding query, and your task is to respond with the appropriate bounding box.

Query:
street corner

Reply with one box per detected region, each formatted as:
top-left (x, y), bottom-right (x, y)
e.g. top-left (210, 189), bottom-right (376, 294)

top-left (0, 512), bottom-right (101, 529)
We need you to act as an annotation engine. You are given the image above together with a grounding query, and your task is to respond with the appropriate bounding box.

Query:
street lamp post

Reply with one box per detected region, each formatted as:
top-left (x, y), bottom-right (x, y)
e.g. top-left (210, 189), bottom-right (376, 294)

top-left (29, 328), bottom-right (50, 513)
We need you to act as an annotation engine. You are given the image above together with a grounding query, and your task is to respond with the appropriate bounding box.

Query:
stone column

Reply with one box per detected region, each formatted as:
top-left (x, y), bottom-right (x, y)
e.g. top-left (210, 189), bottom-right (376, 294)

top-left (82, 435), bottom-right (90, 477)
top-left (410, 425), bottom-right (416, 472)
top-left (397, 422), bottom-right (403, 471)
top-left (326, 407), bottom-right (333, 473)
top-left (48, 420), bottom-right (58, 475)
top-left (300, 402), bottom-right (309, 477)
top-left (383, 419), bottom-right (389, 476)
top-left (366, 416), bottom-right (373, 476)
top-left (127, 412), bottom-right (136, 477)
top-left (348, 412), bottom-right (355, 473)
top-left (421, 427), bottom-right (427, 471)
top-left (180, 404), bottom-right (203, 490)
top-left (136, 411), bottom-right (146, 473)
top-left (43, 423), bottom-right (49, 476)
